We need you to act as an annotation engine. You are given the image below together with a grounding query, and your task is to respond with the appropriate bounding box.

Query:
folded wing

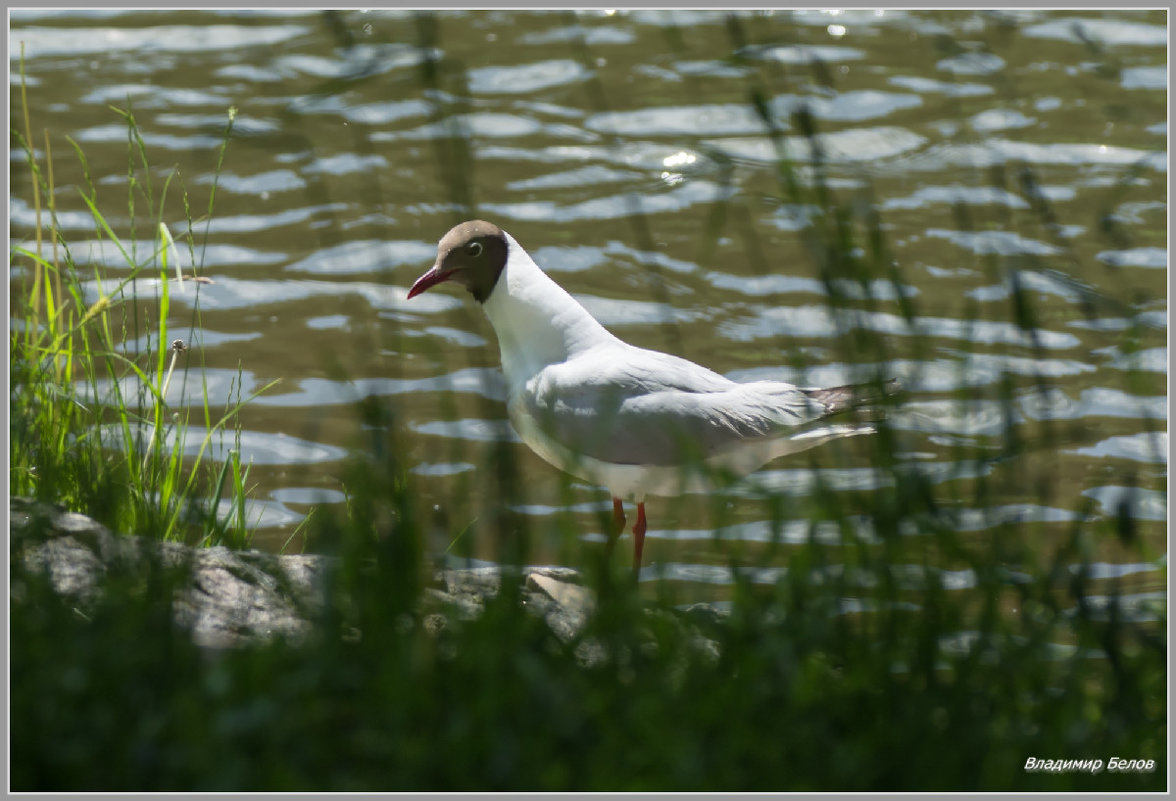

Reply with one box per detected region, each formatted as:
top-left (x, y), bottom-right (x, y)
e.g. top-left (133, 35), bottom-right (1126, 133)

top-left (521, 345), bottom-right (827, 467)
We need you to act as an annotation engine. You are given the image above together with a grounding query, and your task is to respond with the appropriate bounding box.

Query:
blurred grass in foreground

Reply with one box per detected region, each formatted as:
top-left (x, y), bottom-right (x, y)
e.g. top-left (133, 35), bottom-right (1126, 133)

top-left (11, 437), bottom-right (1166, 791)
top-left (10, 13), bottom-right (1166, 792)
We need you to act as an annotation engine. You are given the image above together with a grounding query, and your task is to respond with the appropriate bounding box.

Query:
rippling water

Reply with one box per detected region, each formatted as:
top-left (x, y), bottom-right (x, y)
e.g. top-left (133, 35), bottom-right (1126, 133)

top-left (9, 10), bottom-right (1166, 607)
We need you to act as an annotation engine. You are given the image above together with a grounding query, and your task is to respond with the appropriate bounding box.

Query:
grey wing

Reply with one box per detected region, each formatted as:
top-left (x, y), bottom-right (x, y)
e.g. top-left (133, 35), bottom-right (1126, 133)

top-left (522, 347), bottom-right (823, 467)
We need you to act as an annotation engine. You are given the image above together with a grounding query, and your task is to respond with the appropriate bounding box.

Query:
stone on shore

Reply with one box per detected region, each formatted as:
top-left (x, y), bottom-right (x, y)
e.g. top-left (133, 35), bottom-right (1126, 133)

top-left (11, 498), bottom-right (609, 651)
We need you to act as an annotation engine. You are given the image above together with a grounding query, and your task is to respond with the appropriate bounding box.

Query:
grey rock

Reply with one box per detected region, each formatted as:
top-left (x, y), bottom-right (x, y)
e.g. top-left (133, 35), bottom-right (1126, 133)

top-left (11, 499), bottom-right (610, 653)
top-left (12, 498), bottom-right (321, 649)
top-left (527, 572), bottom-right (594, 642)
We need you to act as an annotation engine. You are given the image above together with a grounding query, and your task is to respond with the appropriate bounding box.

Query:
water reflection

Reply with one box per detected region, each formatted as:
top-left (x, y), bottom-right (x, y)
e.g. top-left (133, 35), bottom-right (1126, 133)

top-left (9, 10), bottom-right (1165, 604)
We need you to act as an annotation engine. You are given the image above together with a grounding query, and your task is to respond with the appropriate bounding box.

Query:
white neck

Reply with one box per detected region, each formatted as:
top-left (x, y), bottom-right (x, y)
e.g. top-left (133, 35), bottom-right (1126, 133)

top-left (482, 232), bottom-right (617, 388)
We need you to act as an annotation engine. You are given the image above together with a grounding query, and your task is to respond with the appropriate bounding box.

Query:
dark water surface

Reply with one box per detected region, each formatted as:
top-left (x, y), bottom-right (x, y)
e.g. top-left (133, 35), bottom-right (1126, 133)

top-left (10, 10), bottom-right (1166, 608)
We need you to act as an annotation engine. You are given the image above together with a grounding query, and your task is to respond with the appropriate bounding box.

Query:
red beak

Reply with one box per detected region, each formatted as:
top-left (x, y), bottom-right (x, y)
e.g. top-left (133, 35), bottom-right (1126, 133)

top-left (407, 265), bottom-right (455, 299)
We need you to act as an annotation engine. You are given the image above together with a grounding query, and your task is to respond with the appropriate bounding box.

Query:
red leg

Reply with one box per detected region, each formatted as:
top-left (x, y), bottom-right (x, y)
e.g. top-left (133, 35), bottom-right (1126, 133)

top-left (632, 502), bottom-right (647, 568)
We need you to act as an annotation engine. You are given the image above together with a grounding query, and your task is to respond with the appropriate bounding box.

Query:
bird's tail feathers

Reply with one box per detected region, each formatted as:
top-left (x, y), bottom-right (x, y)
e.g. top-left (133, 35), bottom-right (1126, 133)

top-left (803, 378), bottom-right (901, 417)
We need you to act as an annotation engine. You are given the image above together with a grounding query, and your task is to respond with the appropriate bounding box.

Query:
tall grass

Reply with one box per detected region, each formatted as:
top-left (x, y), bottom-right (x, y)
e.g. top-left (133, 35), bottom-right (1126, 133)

top-left (11, 430), bottom-right (1166, 791)
top-left (9, 61), bottom-right (273, 546)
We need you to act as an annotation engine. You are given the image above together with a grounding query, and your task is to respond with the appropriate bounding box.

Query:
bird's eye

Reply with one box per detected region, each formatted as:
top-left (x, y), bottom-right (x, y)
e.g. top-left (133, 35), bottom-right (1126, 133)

top-left (467, 241), bottom-right (483, 258)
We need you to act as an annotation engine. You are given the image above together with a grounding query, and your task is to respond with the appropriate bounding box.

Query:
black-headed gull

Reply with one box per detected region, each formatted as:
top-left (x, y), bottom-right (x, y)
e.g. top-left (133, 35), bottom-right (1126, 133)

top-left (409, 220), bottom-right (894, 568)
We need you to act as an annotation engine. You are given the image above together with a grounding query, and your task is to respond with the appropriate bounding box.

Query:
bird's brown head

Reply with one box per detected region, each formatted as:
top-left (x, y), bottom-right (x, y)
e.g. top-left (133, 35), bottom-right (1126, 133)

top-left (407, 220), bottom-right (509, 304)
